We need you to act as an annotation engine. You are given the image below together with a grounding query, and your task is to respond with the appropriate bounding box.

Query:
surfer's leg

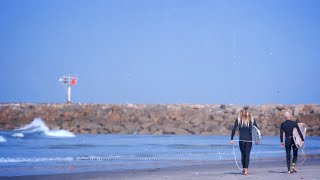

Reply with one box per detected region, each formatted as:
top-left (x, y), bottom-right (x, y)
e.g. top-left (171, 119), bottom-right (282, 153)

top-left (285, 141), bottom-right (292, 172)
top-left (239, 141), bottom-right (245, 168)
top-left (292, 144), bottom-right (298, 165)
top-left (244, 142), bottom-right (252, 169)
top-left (292, 144), bottom-right (298, 172)
top-left (244, 142), bottom-right (252, 175)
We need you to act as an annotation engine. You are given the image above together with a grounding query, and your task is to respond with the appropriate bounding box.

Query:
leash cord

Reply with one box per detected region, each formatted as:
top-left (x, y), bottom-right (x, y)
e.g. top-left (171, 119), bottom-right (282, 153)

top-left (232, 139), bottom-right (256, 171)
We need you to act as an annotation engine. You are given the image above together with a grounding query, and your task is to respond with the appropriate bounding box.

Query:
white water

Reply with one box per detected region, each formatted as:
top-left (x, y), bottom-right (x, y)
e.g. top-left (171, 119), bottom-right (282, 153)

top-left (45, 130), bottom-right (75, 137)
top-left (12, 133), bottom-right (24, 138)
top-left (0, 157), bottom-right (74, 163)
top-left (0, 155), bottom-right (234, 163)
top-left (0, 136), bottom-right (6, 142)
top-left (15, 118), bottom-right (75, 137)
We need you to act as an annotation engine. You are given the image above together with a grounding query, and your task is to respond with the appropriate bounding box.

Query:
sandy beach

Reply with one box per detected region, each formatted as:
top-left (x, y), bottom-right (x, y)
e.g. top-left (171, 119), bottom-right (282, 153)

top-left (1, 158), bottom-right (319, 180)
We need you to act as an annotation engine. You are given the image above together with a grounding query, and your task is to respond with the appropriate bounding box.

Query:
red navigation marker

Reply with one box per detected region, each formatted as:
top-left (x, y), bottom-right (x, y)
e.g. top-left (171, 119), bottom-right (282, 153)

top-left (70, 78), bottom-right (77, 85)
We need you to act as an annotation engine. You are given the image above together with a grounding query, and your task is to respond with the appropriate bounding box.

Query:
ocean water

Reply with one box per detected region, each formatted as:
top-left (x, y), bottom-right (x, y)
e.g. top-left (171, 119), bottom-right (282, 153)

top-left (0, 119), bottom-right (320, 177)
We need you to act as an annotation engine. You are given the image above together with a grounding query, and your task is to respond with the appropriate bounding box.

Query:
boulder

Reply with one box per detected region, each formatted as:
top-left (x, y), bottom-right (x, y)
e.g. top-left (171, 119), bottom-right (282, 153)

top-left (141, 122), bottom-right (154, 129)
top-left (174, 128), bottom-right (192, 135)
top-left (153, 129), bottom-right (163, 135)
top-left (138, 128), bottom-right (151, 134)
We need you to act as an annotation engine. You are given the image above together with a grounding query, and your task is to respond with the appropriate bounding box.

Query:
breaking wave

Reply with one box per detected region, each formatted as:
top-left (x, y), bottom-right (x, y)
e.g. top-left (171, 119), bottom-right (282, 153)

top-left (14, 118), bottom-right (75, 138)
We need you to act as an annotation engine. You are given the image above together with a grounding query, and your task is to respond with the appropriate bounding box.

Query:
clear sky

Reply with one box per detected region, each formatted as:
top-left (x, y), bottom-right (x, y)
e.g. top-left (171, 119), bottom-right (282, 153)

top-left (1, 0), bottom-right (320, 104)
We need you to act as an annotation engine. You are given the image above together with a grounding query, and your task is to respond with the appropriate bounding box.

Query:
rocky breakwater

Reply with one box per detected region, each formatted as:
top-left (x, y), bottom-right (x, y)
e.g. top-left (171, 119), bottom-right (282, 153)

top-left (0, 104), bottom-right (319, 136)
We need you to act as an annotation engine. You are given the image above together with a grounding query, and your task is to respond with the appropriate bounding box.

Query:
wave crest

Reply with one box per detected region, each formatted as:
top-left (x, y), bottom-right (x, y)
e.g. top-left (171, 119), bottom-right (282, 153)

top-left (15, 118), bottom-right (75, 138)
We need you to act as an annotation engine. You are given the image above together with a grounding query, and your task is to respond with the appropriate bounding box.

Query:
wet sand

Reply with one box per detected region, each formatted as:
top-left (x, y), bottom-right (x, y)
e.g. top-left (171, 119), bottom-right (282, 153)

top-left (1, 158), bottom-right (319, 180)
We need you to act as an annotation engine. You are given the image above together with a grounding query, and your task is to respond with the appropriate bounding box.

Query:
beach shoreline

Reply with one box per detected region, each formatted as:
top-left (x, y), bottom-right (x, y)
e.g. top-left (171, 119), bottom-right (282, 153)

top-left (1, 158), bottom-right (319, 180)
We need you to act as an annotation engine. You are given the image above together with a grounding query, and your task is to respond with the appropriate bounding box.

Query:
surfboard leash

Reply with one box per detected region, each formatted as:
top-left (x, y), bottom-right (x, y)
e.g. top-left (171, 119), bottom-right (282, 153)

top-left (232, 140), bottom-right (257, 171)
top-left (297, 146), bottom-right (307, 166)
top-left (298, 148), bottom-right (307, 166)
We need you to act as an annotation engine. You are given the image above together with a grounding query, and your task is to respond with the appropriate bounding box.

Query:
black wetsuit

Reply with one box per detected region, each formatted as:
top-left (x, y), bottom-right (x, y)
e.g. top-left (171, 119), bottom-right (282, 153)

top-left (280, 120), bottom-right (304, 171)
top-left (231, 119), bottom-right (258, 169)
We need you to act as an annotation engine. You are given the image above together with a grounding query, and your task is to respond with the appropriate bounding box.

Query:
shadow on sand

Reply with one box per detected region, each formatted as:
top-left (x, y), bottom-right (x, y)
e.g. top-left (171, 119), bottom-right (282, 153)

top-left (224, 172), bottom-right (243, 175)
top-left (268, 170), bottom-right (287, 174)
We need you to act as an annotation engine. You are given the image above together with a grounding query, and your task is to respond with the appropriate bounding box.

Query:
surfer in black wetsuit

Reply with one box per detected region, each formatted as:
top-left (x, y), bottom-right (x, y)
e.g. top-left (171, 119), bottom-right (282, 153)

top-left (230, 107), bottom-right (259, 175)
top-left (280, 111), bottom-right (304, 174)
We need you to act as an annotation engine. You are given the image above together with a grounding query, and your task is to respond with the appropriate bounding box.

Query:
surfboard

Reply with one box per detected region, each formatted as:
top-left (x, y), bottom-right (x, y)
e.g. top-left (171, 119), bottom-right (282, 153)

top-left (252, 125), bottom-right (261, 145)
top-left (293, 123), bottom-right (307, 148)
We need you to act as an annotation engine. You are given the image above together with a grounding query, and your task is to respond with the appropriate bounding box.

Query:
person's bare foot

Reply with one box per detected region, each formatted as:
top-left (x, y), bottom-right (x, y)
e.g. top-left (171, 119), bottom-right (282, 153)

top-left (244, 168), bottom-right (248, 175)
top-left (287, 171), bottom-right (291, 174)
top-left (292, 166), bottom-right (298, 173)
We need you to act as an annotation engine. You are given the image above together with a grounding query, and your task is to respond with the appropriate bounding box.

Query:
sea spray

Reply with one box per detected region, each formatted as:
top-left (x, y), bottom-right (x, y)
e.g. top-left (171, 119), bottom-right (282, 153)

top-left (45, 130), bottom-right (75, 137)
top-left (15, 118), bottom-right (75, 137)
top-left (0, 136), bottom-right (6, 142)
top-left (12, 133), bottom-right (24, 138)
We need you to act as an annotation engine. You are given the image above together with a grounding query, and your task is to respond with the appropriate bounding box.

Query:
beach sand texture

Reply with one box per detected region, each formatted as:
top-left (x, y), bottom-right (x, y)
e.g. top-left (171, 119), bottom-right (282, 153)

top-left (1, 159), bottom-right (319, 180)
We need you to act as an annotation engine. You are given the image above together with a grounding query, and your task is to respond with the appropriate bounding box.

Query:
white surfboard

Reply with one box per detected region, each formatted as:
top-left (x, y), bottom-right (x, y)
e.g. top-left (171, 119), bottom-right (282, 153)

top-left (252, 125), bottom-right (261, 145)
top-left (293, 123), bottom-right (307, 148)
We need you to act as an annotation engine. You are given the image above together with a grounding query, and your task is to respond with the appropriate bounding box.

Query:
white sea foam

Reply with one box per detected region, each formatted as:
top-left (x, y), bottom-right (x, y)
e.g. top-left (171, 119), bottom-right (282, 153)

top-left (0, 136), bottom-right (6, 142)
top-left (12, 133), bottom-right (24, 138)
top-left (0, 157), bottom-right (73, 163)
top-left (45, 130), bottom-right (75, 137)
top-left (15, 118), bottom-right (75, 137)
top-left (0, 156), bottom-right (124, 163)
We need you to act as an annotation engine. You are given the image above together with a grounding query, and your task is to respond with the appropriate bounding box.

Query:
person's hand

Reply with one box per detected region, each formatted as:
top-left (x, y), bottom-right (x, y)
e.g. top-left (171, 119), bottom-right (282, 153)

top-left (255, 140), bottom-right (260, 145)
top-left (230, 140), bottom-right (234, 145)
top-left (280, 142), bottom-right (284, 148)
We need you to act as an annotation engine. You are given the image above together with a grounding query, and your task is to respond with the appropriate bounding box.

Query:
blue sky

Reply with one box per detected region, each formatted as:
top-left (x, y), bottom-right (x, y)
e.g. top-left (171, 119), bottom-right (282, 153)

top-left (0, 0), bottom-right (319, 104)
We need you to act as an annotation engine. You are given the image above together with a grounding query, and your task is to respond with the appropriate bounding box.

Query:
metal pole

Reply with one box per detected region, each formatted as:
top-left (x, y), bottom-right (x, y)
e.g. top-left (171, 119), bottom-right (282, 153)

top-left (67, 85), bottom-right (71, 103)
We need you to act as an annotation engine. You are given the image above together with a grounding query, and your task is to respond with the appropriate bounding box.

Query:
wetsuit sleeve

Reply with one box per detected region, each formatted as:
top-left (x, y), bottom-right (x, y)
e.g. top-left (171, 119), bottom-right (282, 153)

top-left (231, 119), bottom-right (238, 140)
top-left (253, 119), bottom-right (258, 129)
top-left (280, 123), bottom-right (284, 142)
top-left (295, 123), bottom-right (305, 141)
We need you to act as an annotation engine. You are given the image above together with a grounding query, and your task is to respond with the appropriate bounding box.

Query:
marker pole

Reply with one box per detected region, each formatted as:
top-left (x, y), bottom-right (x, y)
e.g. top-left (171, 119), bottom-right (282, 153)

top-left (67, 85), bottom-right (71, 103)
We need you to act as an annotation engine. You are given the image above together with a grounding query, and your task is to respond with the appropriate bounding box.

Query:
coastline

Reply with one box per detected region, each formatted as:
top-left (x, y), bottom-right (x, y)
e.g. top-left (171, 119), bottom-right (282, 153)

top-left (1, 158), bottom-right (319, 180)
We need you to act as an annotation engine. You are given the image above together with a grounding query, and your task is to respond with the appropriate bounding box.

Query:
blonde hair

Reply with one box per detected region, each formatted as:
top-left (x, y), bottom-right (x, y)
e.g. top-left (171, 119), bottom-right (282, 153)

top-left (238, 107), bottom-right (254, 127)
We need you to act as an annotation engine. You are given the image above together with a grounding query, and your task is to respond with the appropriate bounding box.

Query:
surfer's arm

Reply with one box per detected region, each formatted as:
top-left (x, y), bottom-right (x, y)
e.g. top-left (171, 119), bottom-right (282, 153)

top-left (230, 119), bottom-right (238, 140)
top-left (280, 124), bottom-right (284, 142)
top-left (280, 124), bottom-right (285, 147)
top-left (296, 123), bottom-right (305, 141)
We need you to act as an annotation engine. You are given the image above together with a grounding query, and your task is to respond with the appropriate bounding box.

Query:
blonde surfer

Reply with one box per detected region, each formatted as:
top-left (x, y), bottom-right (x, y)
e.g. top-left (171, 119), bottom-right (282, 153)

top-left (230, 107), bottom-right (259, 175)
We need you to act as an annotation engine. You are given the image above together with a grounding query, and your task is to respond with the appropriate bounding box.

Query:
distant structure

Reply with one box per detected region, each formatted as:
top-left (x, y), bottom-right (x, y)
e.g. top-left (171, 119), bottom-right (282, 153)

top-left (59, 75), bottom-right (78, 103)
